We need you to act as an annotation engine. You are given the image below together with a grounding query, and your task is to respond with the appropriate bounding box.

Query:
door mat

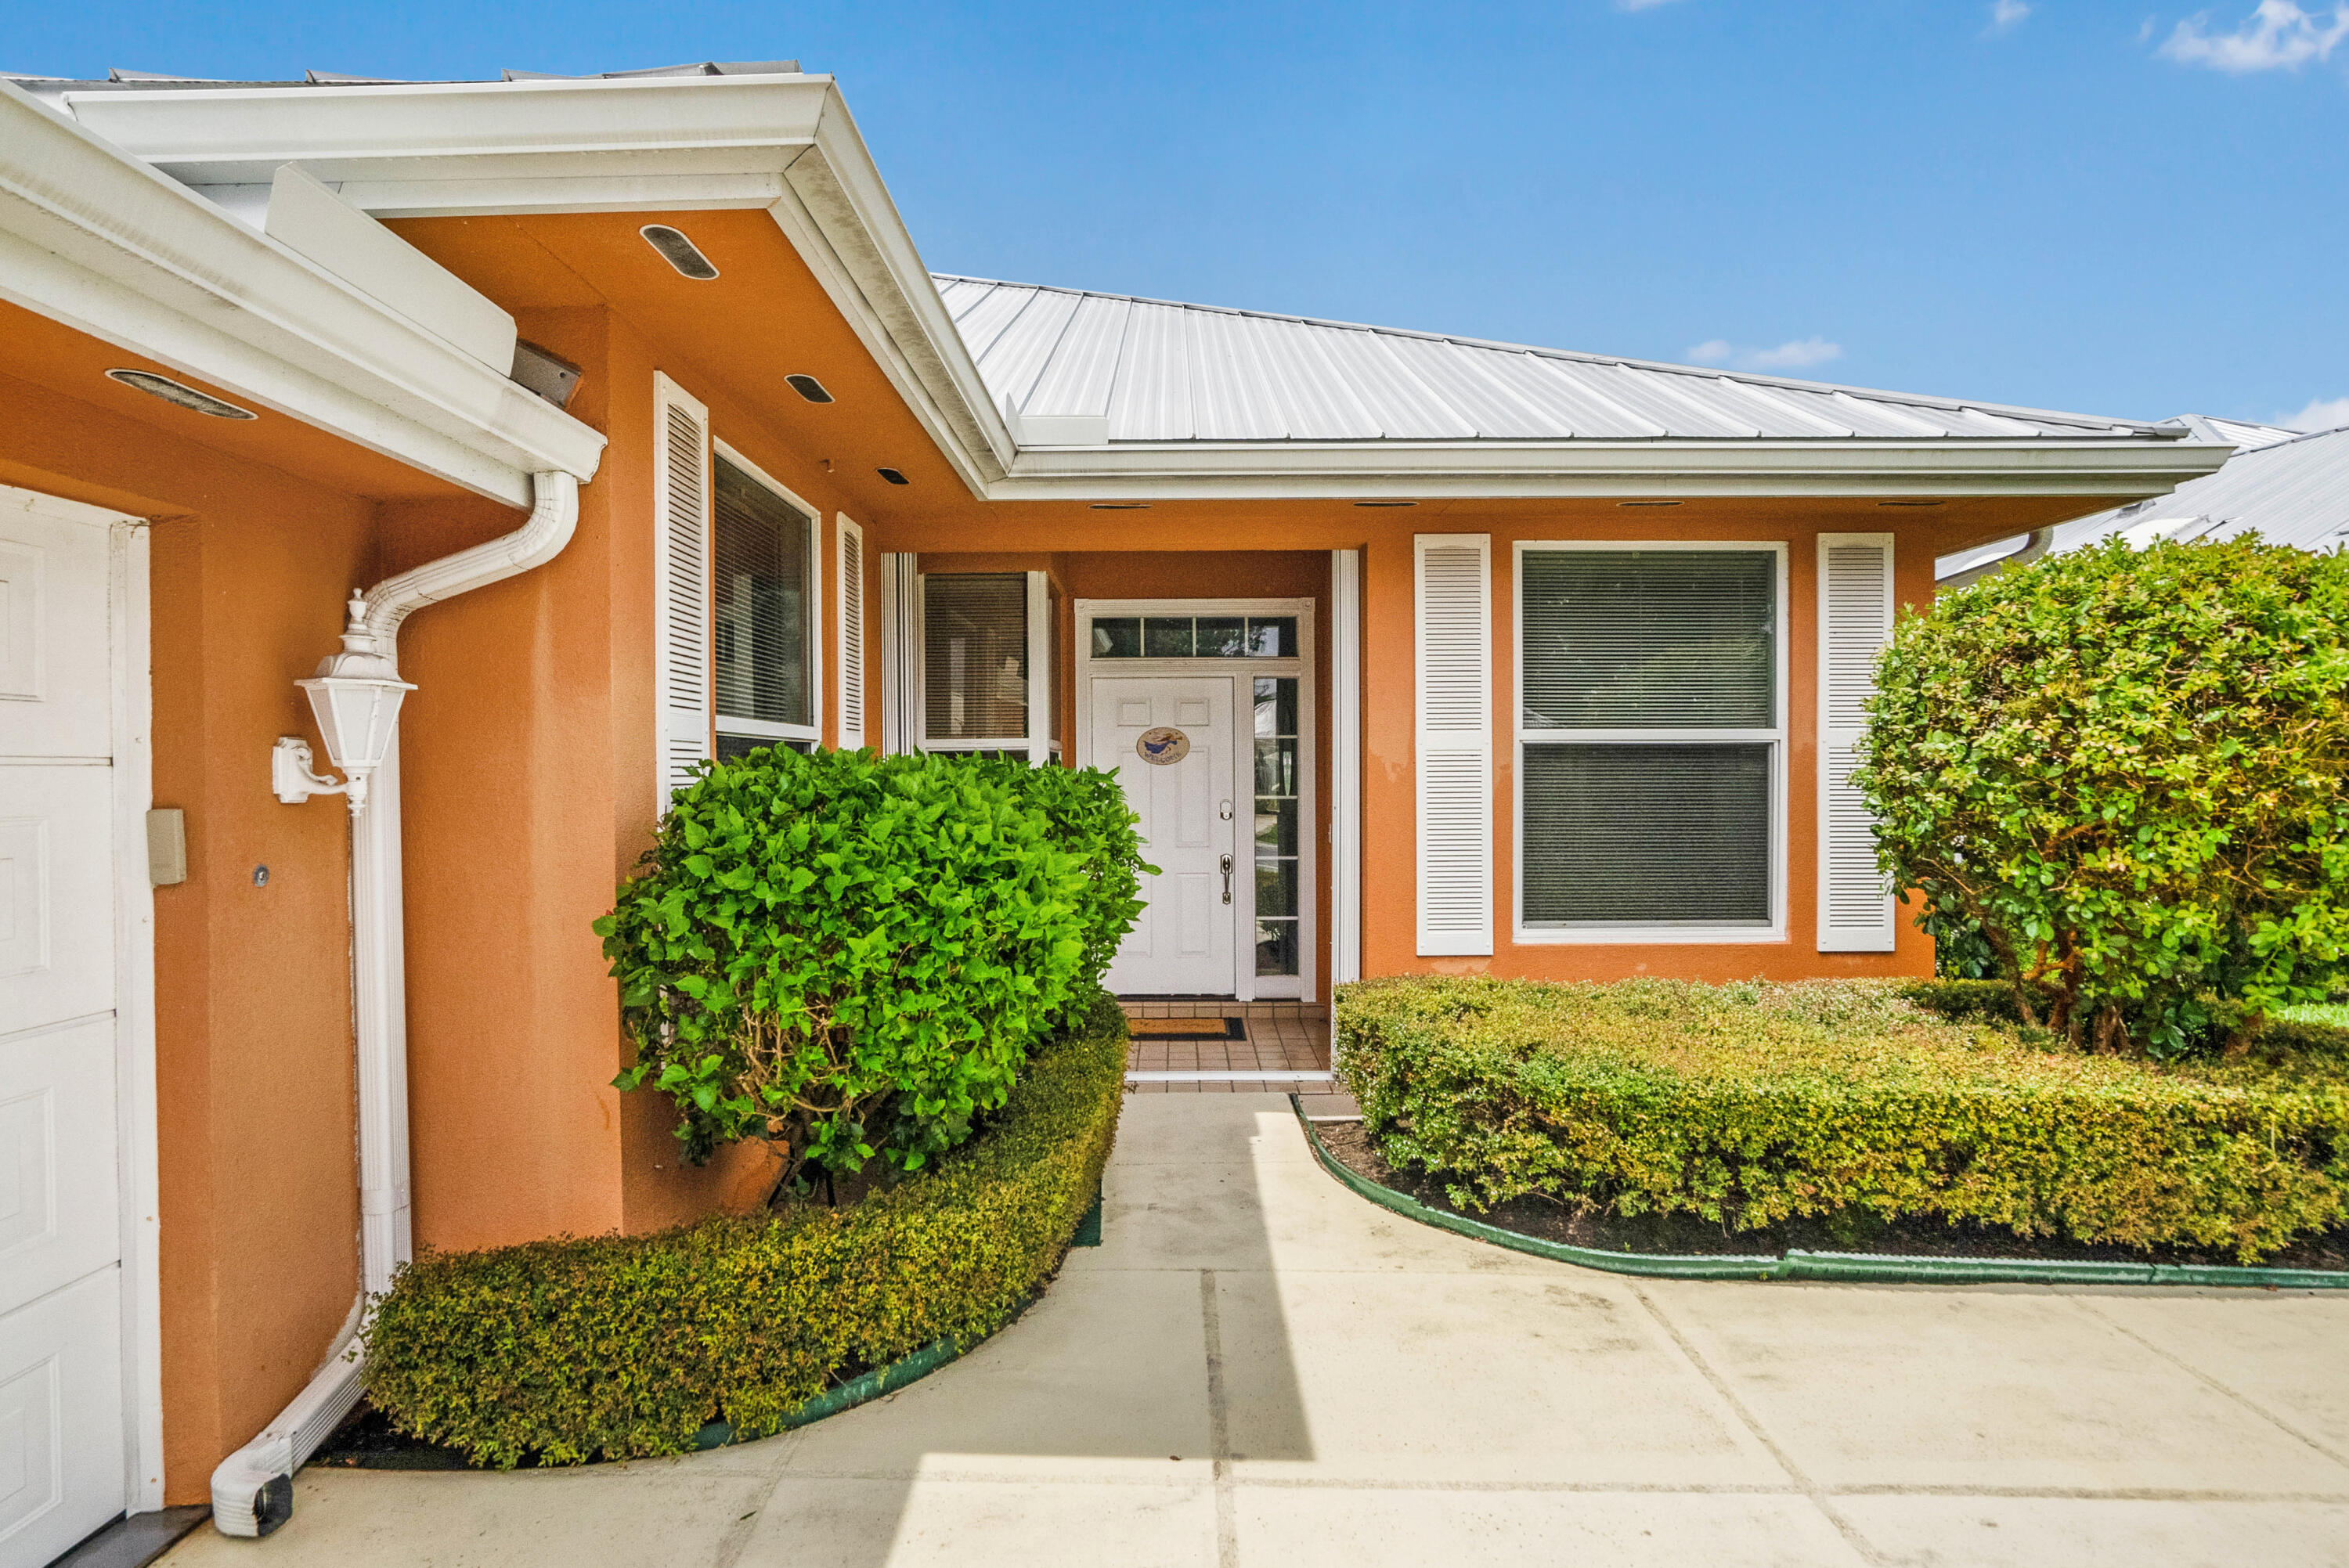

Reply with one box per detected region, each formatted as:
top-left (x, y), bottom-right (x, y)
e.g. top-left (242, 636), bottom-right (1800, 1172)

top-left (1127, 1017), bottom-right (1247, 1042)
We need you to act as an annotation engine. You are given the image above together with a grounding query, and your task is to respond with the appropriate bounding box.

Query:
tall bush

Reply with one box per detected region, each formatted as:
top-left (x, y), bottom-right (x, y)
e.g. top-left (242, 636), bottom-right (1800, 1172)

top-left (1856, 537), bottom-right (2349, 1054)
top-left (596, 747), bottom-right (1145, 1184)
top-left (958, 755), bottom-right (1149, 1003)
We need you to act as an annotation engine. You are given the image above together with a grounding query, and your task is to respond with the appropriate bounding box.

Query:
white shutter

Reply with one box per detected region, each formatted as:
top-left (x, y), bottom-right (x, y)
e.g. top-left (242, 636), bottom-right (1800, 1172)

top-left (877, 551), bottom-right (922, 754)
top-left (1415, 534), bottom-right (1492, 956)
top-left (1331, 547), bottom-right (1365, 983)
top-left (836, 515), bottom-right (866, 749)
top-left (652, 373), bottom-right (712, 801)
top-left (1817, 532), bottom-right (1897, 951)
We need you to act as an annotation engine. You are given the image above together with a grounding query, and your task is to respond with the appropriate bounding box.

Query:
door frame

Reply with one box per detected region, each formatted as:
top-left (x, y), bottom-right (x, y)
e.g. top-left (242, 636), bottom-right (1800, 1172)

top-left (1073, 597), bottom-right (1316, 1002)
top-left (4, 484), bottom-right (162, 1516)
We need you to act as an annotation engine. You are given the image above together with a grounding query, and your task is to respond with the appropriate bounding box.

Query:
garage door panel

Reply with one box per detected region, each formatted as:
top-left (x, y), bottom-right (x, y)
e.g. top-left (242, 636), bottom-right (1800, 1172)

top-left (0, 1269), bottom-right (124, 1567)
top-left (0, 772), bottom-right (114, 1037)
top-left (0, 1018), bottom-right (118, 1320)
top-left (0, 517), bottom-right (112, 759)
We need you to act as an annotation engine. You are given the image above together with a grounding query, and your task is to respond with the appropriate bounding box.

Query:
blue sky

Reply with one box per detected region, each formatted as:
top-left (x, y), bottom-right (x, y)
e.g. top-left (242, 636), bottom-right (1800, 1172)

top-left (12, 2), bottom-right (2347, 428)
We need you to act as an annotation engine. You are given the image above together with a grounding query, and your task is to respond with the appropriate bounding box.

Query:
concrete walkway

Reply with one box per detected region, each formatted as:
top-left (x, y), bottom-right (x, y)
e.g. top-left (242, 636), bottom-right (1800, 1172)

top-left (166, 1098), bottom-right (2349, 1566)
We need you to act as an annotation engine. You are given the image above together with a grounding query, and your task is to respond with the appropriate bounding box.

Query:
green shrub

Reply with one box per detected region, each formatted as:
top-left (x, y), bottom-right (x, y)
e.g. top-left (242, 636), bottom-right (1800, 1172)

top-left (1336, 975), bottom-right (2349, 1261)
top-left (361, 989), bottom-right (1127, 1467)
top-left (1856, 536), bottom-right (2349, 1057)
top-left (596, 747), bottom-right (1142, 1182)
top-left (956, 755), bottom-right (1149, 1002)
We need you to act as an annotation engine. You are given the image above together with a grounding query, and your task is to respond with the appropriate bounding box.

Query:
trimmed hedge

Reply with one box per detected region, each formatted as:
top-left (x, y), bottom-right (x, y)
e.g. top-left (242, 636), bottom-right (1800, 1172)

top-left (360, 989), bottom-right (1128, 1467)
top-left (1337, 976), bottom-right (2349, 1262)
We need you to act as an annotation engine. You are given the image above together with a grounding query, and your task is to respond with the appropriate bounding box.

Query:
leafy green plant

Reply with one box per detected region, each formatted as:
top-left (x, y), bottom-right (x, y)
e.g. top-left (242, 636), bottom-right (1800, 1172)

top-left (362, 993), bottom-right (1126, 1466)
top-left (1856, 537), bottom-right (2349, 1056)
top-left (595, 747), bottom-right (1145, 1184)
top-left (954, 755), bottom-right (1150, 1004)
top-left (1337, 975), bottom-right (2349, 1262)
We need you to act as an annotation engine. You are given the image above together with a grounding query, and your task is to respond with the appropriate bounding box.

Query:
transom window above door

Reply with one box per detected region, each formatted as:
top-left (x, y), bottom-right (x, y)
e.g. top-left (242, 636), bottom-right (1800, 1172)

top-left (1089, 615), bottom-right (1297, 659)
top-left (1517, 545), bottom-right (1784, 939)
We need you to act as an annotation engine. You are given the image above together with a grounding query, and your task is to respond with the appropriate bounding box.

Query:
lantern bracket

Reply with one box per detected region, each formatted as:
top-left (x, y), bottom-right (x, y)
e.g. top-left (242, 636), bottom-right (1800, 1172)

top-left (272, 736), bottom-right (364, 812)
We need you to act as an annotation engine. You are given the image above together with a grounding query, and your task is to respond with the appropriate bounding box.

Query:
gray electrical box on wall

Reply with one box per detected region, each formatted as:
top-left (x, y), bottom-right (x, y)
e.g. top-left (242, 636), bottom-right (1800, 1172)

top-left (146, 808), bottom-right (186, 886)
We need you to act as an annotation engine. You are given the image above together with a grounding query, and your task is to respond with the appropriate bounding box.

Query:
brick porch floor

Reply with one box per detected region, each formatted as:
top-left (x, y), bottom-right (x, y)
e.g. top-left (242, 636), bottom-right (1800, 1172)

top-left (1118, 1000), bottom-right (1332, 1094)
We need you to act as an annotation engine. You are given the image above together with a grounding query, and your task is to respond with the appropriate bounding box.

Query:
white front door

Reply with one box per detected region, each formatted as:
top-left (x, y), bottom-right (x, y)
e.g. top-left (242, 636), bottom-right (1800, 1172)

top-left (1096, 676), bottom-right (1237, 995)
top-left (0, 499), bottom-right (129, 1567)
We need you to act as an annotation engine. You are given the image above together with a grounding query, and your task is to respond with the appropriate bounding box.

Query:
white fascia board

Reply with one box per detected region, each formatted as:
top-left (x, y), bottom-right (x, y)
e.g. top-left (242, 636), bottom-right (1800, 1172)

top-left (980, 438), bottom-right (2234, 502)
top-left (0, 83), bottom-right (604, 504)
top-left (58, 73), bottom-right (832, 186)
top-left (778, 93), bottom-right (1018, 485)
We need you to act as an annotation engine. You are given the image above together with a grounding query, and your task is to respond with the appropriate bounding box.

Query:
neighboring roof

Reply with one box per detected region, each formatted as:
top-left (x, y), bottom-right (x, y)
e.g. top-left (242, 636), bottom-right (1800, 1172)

top-left (1936, 418), bottom-right (2349, 579)
top-left (934, 274), bottom-right (2181, 449)
top-left (1, 61), bottom-right (800, 94)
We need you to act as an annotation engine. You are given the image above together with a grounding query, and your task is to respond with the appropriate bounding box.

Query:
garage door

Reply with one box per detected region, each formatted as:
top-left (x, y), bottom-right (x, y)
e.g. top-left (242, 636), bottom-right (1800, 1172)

top-left (0, 494), bottom-right (129, 1567)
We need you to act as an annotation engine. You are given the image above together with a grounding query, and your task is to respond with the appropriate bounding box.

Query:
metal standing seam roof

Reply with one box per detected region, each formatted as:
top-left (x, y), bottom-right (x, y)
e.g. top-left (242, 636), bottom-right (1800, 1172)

top-left (1936, 419), bottom-right (2349, 578)
top-left (933, 274), bottom-right (2182, 448)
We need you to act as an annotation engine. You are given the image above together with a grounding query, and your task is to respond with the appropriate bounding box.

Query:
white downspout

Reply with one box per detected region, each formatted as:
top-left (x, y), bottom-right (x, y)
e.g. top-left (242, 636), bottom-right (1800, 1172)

top-left (1939, 525), bottom-right (2057, 590)
top-left (210, 470), bottom-right (579, 1537)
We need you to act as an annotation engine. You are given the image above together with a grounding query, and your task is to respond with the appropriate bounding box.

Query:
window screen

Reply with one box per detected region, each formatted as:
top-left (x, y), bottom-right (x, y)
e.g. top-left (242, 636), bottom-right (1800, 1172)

top-left (1521, 550), bottom-right (1774, 729)
top-left (712, 456), bottom-right (812, 732)
top-left (1521, 548), bottom-right (1779, 930)
top-left (925, 574), bottom-right (1027, 741)
top-left (1521, 744), bottom-right (1772, 925)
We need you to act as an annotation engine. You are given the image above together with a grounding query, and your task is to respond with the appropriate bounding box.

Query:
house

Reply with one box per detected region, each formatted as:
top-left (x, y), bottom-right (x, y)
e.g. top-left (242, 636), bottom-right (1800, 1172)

top-left (0, 61), bottom-right (2228, 1560)
top-left (1936, 414), bottom-right (2344, 585)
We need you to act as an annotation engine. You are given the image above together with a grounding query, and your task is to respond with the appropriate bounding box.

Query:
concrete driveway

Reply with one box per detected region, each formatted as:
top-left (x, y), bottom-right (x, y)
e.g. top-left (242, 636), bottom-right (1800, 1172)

top-left (165, 1096), bottom-right (2349, 1566)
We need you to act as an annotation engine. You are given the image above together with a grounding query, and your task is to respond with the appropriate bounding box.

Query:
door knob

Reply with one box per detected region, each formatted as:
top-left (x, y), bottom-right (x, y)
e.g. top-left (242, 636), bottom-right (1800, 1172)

top-left (1219, 853), bottom-right (1234, 905)
top-left (1218, 799), bottom-right (1233, 821)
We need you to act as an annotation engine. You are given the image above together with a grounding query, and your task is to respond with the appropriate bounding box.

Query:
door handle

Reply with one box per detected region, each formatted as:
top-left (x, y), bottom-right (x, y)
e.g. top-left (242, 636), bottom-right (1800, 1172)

top-left (1220, 853), bottom-right (1234, 905)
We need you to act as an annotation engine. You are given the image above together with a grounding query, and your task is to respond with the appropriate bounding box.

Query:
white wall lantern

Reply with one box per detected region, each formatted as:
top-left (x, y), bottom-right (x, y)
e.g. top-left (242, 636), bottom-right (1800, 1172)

top-left (273, 593), bottom-right (414, 813)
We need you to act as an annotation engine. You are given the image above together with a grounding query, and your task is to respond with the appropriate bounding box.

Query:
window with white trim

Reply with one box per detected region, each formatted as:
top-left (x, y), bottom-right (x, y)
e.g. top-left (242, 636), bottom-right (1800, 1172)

top-left (1518, 544), bottom-right (1783, 935)
top-left (920, 571), bottom-right (1057, 762)
top-left (711, 452), bottom-right (820, 758)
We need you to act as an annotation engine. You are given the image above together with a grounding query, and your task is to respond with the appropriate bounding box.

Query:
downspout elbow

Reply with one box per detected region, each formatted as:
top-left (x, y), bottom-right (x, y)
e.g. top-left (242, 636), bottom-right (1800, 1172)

top-left (1939, 525), bottom-right (2056, 591)
top-left (349, 469), bottom-right (580, 658)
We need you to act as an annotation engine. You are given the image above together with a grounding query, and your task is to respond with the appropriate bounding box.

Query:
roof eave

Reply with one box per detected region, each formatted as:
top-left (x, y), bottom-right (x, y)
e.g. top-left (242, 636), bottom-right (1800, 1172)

top-left (980, 438), bottom-right (2232, 502)
top-left (0, 81), bottom-right (604, 506)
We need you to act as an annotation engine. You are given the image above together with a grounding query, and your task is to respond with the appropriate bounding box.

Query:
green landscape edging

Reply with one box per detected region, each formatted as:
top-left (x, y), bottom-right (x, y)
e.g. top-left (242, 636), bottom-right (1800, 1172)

top-left (1294, 1098), bottom-right (2349, 1290)
top-left (689, 1332), bottom-right (973, 1451)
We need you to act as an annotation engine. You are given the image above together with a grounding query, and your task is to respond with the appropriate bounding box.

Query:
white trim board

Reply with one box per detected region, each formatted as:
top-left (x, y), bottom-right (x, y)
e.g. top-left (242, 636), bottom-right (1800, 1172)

top-left (1124, 1071), bottom-right (1336, 1083)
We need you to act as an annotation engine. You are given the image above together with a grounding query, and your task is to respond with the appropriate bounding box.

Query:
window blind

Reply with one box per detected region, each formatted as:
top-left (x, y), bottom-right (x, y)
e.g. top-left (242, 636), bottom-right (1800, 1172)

top-left (1416, 534), bottom-right (1492, 956)
top-left (923, 573), bottom-right (1027, 741)
top-left (711, 456), bottom-right (813, 731)
top-left (1521, 550), bottom-right (1775, 729)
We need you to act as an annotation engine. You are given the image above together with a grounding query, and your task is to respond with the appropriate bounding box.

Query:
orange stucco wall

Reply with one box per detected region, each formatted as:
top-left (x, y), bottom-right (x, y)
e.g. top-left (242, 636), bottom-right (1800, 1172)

top-left (0, 355), bottom-right (381, 1504)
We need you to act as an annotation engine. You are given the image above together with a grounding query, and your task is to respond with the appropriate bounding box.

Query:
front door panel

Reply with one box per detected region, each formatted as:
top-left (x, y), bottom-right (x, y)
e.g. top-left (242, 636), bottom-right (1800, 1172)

top-left (1095, 676), bottom-right (1236, 995)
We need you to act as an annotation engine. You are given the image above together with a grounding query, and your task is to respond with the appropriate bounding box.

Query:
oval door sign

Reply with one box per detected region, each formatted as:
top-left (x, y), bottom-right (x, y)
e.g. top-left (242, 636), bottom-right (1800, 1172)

top-left (1135, 726), bottom-right (1191, 766)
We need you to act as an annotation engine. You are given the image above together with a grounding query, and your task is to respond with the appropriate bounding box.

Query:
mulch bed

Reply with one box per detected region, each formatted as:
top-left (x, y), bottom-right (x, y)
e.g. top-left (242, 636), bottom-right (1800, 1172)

top-left (1316, 1120), bottom-right (2349, 1273)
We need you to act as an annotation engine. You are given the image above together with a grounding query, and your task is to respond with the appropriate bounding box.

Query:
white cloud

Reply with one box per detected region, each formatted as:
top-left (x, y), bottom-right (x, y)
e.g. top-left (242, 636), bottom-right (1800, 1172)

top-left (2281, 395), bottom-right (2349, 431)
top-left (1742, 337), bottom-right (1846, 371)
top-left (1683, 337), bottom-right (1844, 373)
top-left (2160, 2), bottom-right (2349, 71)
top-left (1986, 0), bottom-right (2032, 35)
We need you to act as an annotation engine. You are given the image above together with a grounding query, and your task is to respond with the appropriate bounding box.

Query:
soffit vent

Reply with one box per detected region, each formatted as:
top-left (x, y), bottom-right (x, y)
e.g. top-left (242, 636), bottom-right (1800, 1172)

top-left (640, 225), bottom-right (719, 280)
top-left (106, 368), bottom-right (257, 419)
